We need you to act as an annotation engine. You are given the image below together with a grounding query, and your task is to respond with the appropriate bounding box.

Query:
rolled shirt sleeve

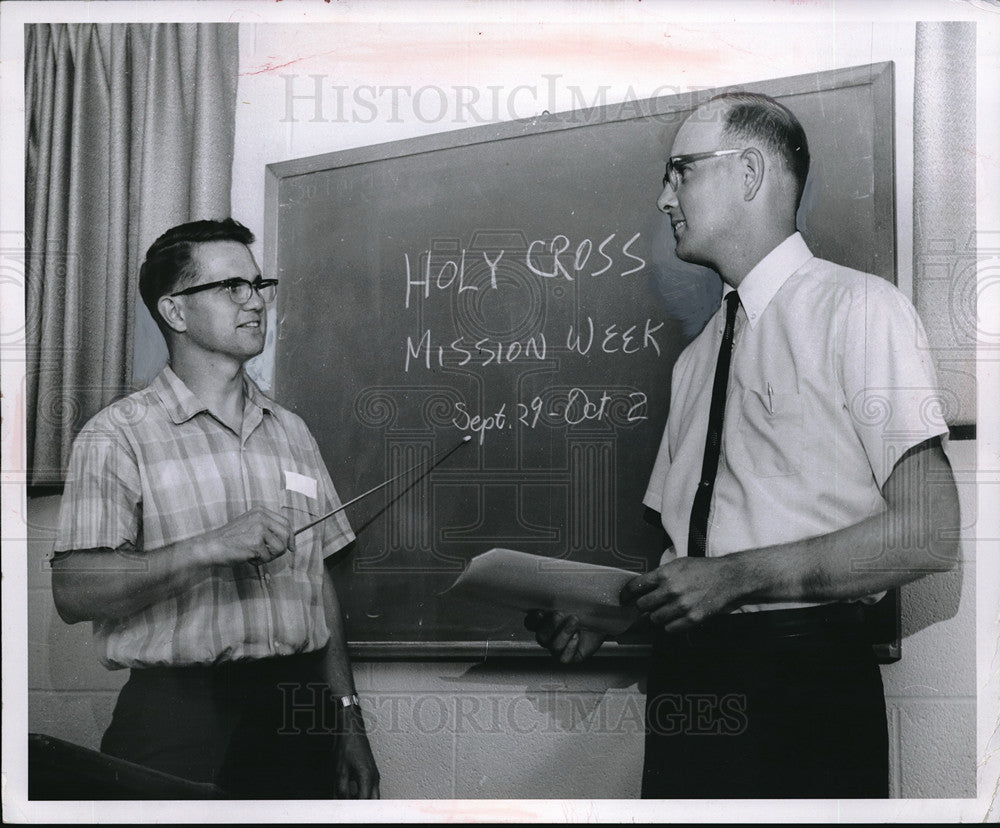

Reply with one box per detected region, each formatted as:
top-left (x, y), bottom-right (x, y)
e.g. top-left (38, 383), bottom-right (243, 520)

top-left (54, 414), bottom-right (141, 554)
top-left (304, 430), bottom-right (356, 558)
top-left (841, 277), bottom-right (949, 490)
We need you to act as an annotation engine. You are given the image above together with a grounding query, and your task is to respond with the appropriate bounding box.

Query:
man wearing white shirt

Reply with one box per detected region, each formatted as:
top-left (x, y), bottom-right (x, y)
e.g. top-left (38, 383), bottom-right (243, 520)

top-left (527, 92), bottom-right (959, 798)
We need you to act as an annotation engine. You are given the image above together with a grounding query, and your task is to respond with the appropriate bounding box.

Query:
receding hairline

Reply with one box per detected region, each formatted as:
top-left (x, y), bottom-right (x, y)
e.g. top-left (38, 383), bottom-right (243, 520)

top-left (696, 95), bottom-right (808, 198)
top-left (687, 97), bottom-right (779, 150)
top-left (183, 239), bottom-right (259, 283)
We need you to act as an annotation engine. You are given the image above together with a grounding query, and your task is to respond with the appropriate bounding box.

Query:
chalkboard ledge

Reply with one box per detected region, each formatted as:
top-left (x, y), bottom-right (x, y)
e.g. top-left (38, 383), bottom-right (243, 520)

top-left (348, 640), bottom-right (898, 664)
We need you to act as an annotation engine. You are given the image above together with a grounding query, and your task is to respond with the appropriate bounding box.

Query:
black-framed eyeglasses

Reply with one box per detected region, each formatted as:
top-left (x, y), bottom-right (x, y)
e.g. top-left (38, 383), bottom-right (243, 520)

top-left (171, 277), bottom-right (278, 305)
top-left (663, 148), bottom-right (745, 191)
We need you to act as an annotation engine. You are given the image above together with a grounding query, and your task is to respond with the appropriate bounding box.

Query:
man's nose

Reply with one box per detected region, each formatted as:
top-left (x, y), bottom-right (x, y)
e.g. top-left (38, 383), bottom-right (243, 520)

top-left (657, 183), bottom-right (678, 213)
top-left (244, 286), bottom-right (266, 310)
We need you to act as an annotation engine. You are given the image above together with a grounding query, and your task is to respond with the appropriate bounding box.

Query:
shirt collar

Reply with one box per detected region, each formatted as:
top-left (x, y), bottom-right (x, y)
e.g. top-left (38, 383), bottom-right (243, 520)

top-left (152, 366), bottom-right (274, 425)
top-left (727, 232), bottom-right (813, 329)
top-left (152, 366), bottom-right (207, 424)
top-left (243, 374), bottom-right (276, 415)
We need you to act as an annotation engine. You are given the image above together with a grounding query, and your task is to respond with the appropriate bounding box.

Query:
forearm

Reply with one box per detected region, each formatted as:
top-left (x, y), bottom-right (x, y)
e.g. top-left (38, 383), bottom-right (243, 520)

top-left (724, 507), bottom-right (956, 606)
top-left (319, 565), bottom-right (380, 798)
top-left (723, 442), bottom-right (960, 606)
top-left (52, 506), bottom-right (292, 624)
top-left (320, 567), bottom-right (358, 697)
top-left (51, 539), bottom-right (210, 623)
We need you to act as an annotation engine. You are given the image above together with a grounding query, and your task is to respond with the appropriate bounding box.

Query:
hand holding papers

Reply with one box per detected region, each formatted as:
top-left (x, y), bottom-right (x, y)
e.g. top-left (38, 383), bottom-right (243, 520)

top-left (442, 548), bottom-right (640, 635)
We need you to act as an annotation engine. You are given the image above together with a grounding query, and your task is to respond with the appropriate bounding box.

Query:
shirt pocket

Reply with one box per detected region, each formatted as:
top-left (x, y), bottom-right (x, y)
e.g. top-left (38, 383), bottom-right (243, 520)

top-left (733, 388), bottom-right (803, 478)
top-left (278, 487), bottom-right (324, 577)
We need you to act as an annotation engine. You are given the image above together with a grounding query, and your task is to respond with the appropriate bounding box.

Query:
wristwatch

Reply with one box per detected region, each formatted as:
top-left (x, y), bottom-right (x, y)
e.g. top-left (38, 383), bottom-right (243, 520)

top-left (336, 693), bottom-right (361, 709)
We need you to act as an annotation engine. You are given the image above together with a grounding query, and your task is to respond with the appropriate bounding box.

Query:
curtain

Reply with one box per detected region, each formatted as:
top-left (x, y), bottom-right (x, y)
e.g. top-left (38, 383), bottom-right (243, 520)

top-left (913, 21), bottom-right (977, 429)
top-left (25, 23), bottom-right (239, 485)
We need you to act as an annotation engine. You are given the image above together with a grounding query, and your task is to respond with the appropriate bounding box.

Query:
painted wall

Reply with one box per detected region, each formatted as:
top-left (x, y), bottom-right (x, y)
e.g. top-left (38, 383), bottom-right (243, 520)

top-left (27, 15), bottom-right (978, 799)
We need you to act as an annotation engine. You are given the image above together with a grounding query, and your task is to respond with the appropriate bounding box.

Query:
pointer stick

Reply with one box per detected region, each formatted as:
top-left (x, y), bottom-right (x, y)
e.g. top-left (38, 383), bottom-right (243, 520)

top-left (293, 435), bottom-right (472, 537)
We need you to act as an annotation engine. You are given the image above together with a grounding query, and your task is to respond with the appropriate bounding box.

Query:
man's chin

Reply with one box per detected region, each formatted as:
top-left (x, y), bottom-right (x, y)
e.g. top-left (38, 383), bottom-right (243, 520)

top-left (674, 242), bottom-right (695, 264)
top-left (234, 338), bottom-right (266, 363)
top-left (673, 242), bottom-right (710, 269)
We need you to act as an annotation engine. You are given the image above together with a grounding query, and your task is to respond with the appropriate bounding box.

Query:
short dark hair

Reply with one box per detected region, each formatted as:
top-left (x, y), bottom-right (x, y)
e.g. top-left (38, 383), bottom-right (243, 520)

top-left (710, 91), bottom-right (810, 207)
top-left (139, 218), bottom-right (255, 335)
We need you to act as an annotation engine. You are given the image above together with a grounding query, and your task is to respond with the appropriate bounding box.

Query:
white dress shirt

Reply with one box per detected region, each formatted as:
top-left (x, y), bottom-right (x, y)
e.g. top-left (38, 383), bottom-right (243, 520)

top-left (644, 233), bottom-right (948, 612)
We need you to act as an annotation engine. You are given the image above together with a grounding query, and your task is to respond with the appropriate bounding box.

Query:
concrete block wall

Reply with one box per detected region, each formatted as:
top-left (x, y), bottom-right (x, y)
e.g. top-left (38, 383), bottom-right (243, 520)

top-left (351, 661), bottom-right (646, 799)
top-left (26, 499), bottom-right (126, 753)
top-left (880, 439), bottom-right (977, 798)
top-left (26, 440), bottom-right (977, 798)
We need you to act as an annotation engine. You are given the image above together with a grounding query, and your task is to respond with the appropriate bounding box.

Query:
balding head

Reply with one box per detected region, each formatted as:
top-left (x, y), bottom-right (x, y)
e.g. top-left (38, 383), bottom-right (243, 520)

top-left (657, 93), bottom-right (808, 284)
top-left (709, 92), bottom-right (810, 209)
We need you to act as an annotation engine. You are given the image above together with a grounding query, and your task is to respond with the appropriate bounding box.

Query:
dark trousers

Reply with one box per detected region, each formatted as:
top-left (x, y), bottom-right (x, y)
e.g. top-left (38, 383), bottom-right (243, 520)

top-left (101, 651), bottom-right (339, 798)
top-left (641, 605), bottom-right (889, 799)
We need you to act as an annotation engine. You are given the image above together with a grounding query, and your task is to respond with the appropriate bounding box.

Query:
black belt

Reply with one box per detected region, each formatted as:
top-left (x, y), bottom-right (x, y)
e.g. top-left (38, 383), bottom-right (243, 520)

top-left (658, 602), bottom-right (867, 652)
top-left (134, 649), bottom-right (324, 683)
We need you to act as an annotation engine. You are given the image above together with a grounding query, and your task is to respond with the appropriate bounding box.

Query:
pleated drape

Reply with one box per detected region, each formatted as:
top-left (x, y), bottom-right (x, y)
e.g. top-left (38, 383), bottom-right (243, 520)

top-left (25, 23), bottom-right (238, 485)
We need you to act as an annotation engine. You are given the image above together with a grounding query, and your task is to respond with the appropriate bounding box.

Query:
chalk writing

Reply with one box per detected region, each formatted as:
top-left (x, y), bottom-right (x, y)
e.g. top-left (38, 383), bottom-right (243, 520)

top-left (451, 390), bottom-right (649, 444)
top-left (404, 231), bottom-right (648, 308)
top-left (566, 318), bottom-right (665, 357)
top-left (405, 331), bottom-right (549, 372)
top-left (404, 319), bottom-right (663, 372)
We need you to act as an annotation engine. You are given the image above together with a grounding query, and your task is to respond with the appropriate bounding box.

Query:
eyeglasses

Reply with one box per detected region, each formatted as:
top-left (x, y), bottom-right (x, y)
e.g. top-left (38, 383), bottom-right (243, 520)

top-left (171, 277), bottom-right (278, 305)
top-left (663, 148), bottom-right (745, 191)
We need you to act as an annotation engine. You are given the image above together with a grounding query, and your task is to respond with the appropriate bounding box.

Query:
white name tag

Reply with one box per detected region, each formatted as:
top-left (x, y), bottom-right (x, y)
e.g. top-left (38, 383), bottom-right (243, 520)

top-left (284, 470), bottom-right (318, 500)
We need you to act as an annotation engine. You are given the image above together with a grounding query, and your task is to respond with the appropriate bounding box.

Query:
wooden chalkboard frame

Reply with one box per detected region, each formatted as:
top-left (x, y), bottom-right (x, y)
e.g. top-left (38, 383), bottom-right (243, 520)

top-left (265, 62), bottom-right (899, 661)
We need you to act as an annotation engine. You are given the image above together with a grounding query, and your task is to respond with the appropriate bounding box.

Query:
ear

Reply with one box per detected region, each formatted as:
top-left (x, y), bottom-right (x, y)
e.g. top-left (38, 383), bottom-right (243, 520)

top-left (157, 295), bottom-right (187, 334)
top-left (741, 147), bottom-right (765, 202)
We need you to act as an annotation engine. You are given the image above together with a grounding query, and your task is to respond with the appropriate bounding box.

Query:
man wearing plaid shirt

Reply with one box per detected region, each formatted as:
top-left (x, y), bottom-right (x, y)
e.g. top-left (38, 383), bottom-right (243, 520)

top-left (51, 218), bottom-right (380, 799)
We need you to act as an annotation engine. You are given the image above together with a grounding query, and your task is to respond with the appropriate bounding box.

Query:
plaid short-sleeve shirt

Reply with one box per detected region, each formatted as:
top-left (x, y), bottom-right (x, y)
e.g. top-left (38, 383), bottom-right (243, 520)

top-left (54, 367), bottom-right (355, 669)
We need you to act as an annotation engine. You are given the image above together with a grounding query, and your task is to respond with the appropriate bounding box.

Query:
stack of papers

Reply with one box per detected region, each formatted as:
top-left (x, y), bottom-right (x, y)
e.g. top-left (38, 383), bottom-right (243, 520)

top-left (441, 548), bottom-right (640, 634)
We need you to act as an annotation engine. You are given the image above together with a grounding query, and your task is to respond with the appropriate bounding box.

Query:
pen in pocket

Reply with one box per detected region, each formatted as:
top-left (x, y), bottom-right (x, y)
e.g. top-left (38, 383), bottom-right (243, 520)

top-left (766, 382), bottom-right (774, 414)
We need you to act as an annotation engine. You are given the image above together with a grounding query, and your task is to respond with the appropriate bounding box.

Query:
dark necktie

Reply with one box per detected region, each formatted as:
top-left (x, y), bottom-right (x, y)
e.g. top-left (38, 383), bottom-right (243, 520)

top-left (688, 290), bottom-right (740, 558)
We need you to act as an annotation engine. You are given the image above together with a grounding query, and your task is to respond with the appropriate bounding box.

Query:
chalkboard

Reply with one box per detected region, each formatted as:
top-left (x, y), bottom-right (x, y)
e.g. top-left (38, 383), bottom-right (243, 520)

top-left (265, 63), bottom-right (895, 656)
